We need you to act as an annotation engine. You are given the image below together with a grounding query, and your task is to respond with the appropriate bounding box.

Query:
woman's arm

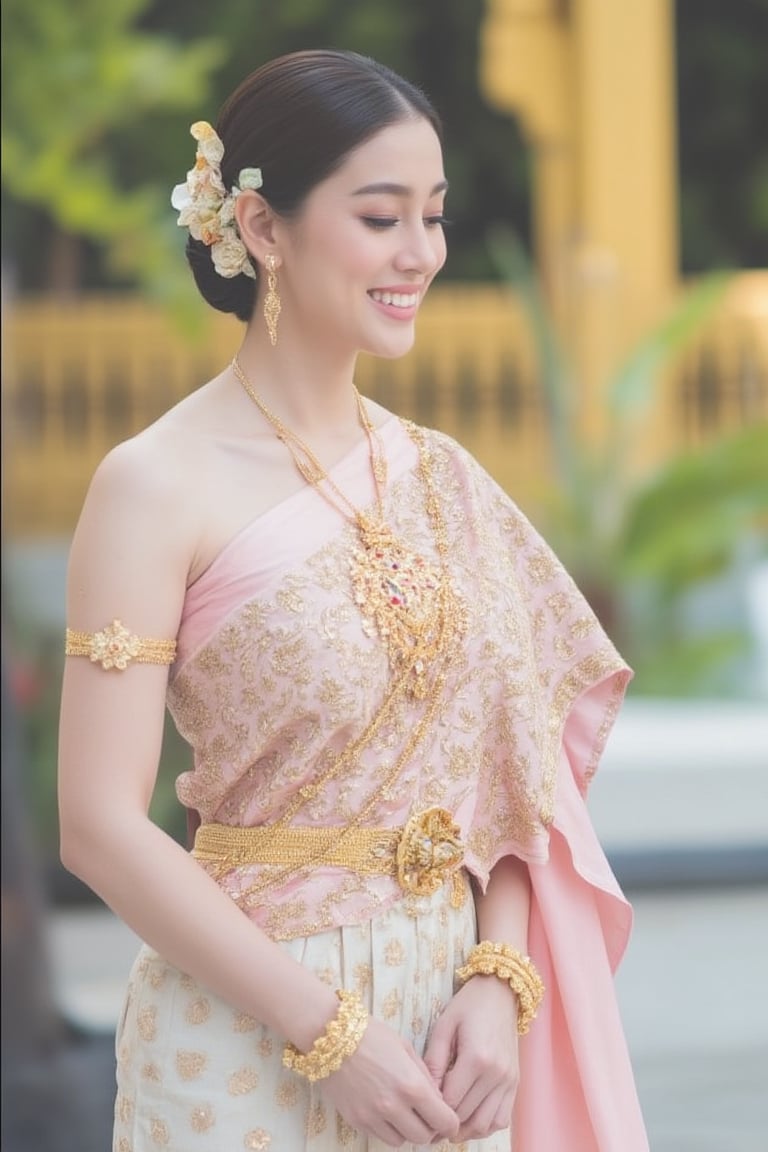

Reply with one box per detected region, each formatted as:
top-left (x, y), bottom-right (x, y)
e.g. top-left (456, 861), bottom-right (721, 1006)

top-left (58, 435), bottom-right (458, 1146)
top-left (59, 436), bottom-right (340, 1048)
top-left (473, 851), bottom-right (531, 950)
top-left (422, 854), bottom-right (531, 1140)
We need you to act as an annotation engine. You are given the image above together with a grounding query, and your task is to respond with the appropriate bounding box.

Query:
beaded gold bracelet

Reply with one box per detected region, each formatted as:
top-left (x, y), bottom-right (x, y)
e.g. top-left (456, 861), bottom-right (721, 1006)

top-left (456, 941), bottom-right (545, 1035)
top-left (282, 990), bottom-right (369, 1082)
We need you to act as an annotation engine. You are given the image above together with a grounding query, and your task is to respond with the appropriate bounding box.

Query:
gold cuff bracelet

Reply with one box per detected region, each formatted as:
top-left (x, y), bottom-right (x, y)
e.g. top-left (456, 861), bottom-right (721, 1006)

top-left (456, 940), bottom-right (545, 1035)
top-left (282, 990), bottom-right (369, 1082)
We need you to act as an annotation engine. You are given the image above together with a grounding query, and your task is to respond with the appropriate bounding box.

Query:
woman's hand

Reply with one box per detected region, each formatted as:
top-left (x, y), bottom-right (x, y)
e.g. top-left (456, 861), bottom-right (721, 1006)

top-left (320, 1015), bottom-right (460, 1148)
top-left (422, 975), bottom-right (520, 1142)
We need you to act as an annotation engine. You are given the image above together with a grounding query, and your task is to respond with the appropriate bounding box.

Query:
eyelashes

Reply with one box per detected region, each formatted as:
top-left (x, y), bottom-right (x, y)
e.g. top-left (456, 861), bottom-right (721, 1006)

top-left (361, 216), bottom-right (453, 230)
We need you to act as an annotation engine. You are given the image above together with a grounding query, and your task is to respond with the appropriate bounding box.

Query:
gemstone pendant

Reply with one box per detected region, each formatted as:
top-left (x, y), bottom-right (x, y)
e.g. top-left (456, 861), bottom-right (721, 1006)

top-left (351, 515), bottom-right (445, 695)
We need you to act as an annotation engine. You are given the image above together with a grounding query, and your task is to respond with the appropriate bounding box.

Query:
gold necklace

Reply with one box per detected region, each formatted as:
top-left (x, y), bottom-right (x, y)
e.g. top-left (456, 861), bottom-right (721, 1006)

top-left (231, 355), bottom-right (457, 699)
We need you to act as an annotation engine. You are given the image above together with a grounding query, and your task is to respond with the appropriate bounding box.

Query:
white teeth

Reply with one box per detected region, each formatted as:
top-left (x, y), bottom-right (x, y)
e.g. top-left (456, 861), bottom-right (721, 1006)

top-left (370, 290), bottom-right (418, 308)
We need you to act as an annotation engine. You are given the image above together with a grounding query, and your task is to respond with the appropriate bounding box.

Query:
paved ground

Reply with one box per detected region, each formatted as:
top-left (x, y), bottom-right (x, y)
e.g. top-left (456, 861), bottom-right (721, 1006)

top-left (2, 881), bottom-right (765, 1152)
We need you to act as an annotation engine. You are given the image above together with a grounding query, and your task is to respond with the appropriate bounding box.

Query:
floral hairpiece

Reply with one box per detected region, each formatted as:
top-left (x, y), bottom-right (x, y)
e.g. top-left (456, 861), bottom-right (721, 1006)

top-left (171, 121), bottom-right (263, 280)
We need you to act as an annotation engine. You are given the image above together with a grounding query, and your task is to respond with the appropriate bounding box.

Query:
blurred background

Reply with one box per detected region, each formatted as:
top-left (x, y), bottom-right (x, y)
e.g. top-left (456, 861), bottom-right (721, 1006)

top-left (2, 1), bottom-right (767, 1150)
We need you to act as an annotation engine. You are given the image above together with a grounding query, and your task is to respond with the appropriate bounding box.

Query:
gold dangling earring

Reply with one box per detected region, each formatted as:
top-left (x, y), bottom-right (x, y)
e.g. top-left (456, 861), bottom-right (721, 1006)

top-left (263, 254), bottom-right (281, 346)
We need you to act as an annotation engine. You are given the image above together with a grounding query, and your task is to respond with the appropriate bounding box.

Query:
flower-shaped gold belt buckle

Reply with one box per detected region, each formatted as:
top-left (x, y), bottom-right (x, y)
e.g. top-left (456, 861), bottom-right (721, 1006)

top-left (395, 807), bottom-right (465, 896)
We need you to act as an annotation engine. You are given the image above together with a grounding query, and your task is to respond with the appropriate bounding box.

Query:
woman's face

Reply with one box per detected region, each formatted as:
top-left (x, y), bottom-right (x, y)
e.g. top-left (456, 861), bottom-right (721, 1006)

top-left (277, 116), bottom-right (448, 361)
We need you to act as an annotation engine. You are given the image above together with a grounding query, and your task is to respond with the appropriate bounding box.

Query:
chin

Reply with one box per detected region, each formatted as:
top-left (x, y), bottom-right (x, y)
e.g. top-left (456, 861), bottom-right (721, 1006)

top-left (362, 328), bottom-right (418, 361)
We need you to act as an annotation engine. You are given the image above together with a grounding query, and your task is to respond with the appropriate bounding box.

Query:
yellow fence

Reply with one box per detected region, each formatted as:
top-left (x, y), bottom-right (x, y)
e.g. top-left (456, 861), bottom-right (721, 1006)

top-left (3, 274), bottom-right (767, 539)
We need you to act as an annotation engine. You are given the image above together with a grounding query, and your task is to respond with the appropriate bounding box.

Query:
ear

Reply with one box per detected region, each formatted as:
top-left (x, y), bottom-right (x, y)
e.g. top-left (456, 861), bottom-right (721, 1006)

top-left (234, 190), bottom-right (280, 266)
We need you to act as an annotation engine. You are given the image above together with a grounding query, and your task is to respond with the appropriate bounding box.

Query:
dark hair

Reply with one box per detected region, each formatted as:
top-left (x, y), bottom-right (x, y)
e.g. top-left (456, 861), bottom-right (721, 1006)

top-left (185, 49), bottom-right (442, 322)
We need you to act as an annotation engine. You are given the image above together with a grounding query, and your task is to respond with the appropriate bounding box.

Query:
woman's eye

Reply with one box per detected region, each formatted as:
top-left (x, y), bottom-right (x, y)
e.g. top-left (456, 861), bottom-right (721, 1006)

top-left (362, 214), bottom-right (452, 231)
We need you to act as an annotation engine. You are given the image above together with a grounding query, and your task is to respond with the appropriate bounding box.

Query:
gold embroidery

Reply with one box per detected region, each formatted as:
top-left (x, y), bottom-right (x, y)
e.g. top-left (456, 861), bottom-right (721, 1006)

top-left (65, 619), bottom-right (176, 670)
top-left (175, 1050), bottom-right (206, 1080)
top-left (353, 963), bottom-right (373, 995)
top-left (228, 1066), bottom-right (259, 1095)
top-left (189, 1105), bottom-right (215, 1133)
top-left (167, 425), bottom-right (629, 939)
top-left (142, 1062), bottom-right (162, 1082)
top-left (149, 1117), bottom-right (170, 1146)
top-left (307, 1102), bottom-right (328, 1136)
top-left (336, 1115), bottom-right (357, 1146)
top-left (233, 1011), bottom-right (258, 1033)
top-left (384, 939), bottom-right (406, 965)
top-left (137, 1006), bottom-right (157, 1042)
top-left (117, 1094), bottom-right (134, 1123)
top-left (381, 988), bottom-right (402, 1020)
top-left (184, 996), bottom-right (211, 1025)
top-left (244, 1131), bottom-right (272, 1151)
top-left (275, 1079), bottom-right (300, 1109)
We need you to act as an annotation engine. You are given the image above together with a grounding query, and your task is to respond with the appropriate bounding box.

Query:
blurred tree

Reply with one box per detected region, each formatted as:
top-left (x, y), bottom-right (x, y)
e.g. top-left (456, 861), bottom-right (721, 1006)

top-left (1, 0), bottom-right (223, 312)
top-left (2, 0), bottom-right (764, 289)
top-left (676, 0), bottom-right (768, 271)
top-left (491, 228), bottom-right (768, 697)
top-left (2, 0), bottom-right (531, 296)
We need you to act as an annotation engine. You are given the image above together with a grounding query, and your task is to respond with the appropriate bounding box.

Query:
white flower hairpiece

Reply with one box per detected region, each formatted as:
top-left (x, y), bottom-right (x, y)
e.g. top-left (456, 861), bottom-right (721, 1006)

top-left (171, 121), bottom-right (263, 280)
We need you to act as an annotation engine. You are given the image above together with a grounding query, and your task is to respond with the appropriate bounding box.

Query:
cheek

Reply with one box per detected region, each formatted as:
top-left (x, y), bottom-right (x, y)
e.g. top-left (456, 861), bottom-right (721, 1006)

top-left (428, 232), bottom-right (448, 278)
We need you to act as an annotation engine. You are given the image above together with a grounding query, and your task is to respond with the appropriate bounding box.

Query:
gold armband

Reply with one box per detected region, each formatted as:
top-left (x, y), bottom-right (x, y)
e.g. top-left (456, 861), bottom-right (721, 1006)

top-left (456, 941), bottom-right (545, 1035)
top-left (282, 990), bottom-right (368, 1082)
top-left (65, 619), bottom-right (177, 671)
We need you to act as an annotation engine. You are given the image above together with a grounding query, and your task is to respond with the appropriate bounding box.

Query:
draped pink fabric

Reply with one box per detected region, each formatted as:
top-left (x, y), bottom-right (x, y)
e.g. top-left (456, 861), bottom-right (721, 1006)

top-left (165, 418), bottom-right (648, 1150)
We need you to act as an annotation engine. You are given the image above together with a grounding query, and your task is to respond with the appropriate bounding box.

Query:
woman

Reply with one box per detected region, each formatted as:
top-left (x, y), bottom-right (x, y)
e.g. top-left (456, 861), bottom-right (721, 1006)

top-left (58, 49), bottom-right (649, 1151)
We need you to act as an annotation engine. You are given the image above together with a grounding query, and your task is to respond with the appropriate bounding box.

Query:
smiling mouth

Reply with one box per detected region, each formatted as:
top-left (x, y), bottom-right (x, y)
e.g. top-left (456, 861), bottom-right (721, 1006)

top-left (369, 290), bottom-right (419, 308)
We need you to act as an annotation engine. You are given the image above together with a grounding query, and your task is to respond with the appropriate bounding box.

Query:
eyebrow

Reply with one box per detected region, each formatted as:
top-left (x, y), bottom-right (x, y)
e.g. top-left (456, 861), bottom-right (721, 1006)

top-left (351, 180), bottom-right (449, 198)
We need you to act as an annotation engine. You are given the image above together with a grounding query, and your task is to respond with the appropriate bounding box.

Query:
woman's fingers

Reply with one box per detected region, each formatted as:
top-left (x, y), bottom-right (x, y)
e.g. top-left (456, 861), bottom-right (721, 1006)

top-left (456, 1083), bottom-right (515, 1140)
top-left (321, 1018), bottom-right (459, 1144)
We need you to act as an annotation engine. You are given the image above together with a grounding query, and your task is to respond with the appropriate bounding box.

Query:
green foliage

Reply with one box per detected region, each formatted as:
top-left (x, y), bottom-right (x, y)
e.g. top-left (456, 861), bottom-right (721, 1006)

top-left (489, 226), bottom-right (768, 697)
top-left (1, 0), bottom-right (224, 321)
top-left (2, 0), bottom-right (531, 299)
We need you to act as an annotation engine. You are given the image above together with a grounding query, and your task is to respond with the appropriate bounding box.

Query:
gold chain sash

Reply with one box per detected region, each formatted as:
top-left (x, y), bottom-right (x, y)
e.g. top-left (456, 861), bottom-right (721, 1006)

top-left (192, 807), bottom-right (466, 903)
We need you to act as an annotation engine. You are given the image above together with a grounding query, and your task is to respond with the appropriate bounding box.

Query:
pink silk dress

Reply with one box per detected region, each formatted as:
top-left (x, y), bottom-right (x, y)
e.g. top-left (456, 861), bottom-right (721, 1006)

top-left (113, 417), bottom-right (649, 1152)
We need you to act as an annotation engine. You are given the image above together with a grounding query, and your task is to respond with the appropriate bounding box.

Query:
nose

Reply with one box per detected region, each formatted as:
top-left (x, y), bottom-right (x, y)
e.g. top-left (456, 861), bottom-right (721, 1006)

top-left (394, 220), bottom-right (446, 277)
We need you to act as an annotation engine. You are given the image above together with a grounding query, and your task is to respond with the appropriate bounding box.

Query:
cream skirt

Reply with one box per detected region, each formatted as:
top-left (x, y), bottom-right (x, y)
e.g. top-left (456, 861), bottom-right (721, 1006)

top-left (112, 874), bottom-right (511, 1151)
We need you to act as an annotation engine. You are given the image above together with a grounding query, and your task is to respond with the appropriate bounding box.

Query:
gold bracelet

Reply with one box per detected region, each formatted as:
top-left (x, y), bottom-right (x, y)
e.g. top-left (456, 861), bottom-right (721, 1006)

top-left (65, 619), bottom-right (177, 671)
top-left (282, 990), bottom-right (368, 1082)
top-left (456, 941), bottom-right (545, 1035)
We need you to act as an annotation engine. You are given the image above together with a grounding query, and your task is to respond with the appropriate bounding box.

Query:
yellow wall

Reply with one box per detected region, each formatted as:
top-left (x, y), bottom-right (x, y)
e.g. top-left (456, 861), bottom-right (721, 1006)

top-left (481, 0), bottom-right (678, 444)
top-left (4, 276), bottom-right (767, 539)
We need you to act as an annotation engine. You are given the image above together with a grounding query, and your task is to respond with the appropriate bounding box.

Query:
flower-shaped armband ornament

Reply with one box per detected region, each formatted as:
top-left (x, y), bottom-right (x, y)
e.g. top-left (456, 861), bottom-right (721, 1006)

top-left (171, 121), bottom-right (263, 280)
top-left (65, 620), bottom-right (177, 671)
top-left (396, 807), bottom-right (465, 897)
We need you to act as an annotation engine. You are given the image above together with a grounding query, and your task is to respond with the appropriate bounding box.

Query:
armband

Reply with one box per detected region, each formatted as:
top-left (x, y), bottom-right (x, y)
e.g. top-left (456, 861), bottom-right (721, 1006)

top-left (65, 619), bottom-right (177, 671)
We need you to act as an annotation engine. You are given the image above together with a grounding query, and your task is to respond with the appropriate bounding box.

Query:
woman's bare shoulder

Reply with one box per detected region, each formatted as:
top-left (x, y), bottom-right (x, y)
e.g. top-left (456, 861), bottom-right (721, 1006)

top-left (72, 388), bottom-right (219, 581)
top-left (88, 383), bottom-right (220, 507)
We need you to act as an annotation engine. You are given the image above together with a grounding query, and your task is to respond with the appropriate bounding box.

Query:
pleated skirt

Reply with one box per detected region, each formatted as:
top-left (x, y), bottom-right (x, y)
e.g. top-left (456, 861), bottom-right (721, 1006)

top-left (112, 874), bottom-right (511, 1151)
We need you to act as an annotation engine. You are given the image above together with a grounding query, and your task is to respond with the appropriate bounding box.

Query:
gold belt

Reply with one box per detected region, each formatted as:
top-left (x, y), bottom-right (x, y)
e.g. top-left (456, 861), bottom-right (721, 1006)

top-left (192, 807), bottom-right (465, 899)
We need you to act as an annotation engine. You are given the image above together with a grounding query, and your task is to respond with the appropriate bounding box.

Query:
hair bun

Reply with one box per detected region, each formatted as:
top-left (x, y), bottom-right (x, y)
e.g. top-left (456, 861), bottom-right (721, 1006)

top-left (186, 238), bottom-right (256, 322)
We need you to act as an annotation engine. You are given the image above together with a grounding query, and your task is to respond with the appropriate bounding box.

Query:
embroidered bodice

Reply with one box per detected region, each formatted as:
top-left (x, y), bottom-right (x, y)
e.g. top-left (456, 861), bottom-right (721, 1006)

top-left (166, 419), bottom-right (629, 940)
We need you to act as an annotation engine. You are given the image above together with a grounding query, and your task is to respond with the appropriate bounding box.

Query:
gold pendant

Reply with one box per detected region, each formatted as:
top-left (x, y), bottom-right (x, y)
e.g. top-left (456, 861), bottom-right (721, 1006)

top-left (351, 515), bottom-right (446, 697)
